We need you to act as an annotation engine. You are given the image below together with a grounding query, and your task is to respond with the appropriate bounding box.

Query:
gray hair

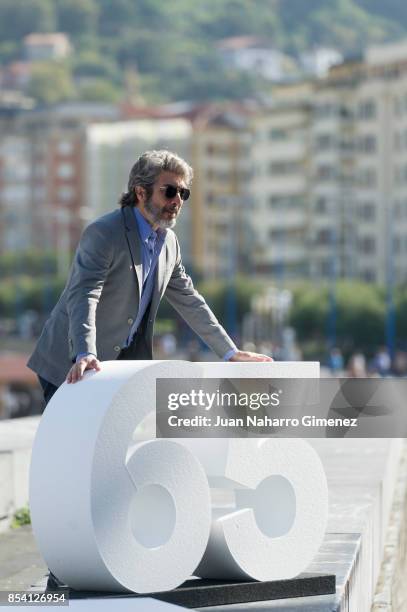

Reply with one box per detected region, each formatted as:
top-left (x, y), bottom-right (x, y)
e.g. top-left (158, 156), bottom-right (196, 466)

top-left (119, 150), bottom-right (193, 208)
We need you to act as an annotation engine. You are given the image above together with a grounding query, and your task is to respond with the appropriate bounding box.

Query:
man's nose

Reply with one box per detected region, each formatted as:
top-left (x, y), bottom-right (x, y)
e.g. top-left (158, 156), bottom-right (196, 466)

top-left (173, 192), bottom-right (183, 205)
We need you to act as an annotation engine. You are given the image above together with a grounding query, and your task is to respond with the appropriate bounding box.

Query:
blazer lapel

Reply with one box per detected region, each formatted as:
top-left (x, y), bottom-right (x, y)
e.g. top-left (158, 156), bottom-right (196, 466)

top-left (121, 207), bottom-right (142, 298)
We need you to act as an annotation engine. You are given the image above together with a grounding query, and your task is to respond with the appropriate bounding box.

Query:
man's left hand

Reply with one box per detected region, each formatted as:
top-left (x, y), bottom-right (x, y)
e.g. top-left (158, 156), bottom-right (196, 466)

top-left (229, 350), bottom-right (273, 362)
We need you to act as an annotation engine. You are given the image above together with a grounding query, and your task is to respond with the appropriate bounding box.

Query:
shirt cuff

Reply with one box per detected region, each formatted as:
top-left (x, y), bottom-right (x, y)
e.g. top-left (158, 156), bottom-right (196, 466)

top-left (223, 348), bottom-right (238, 361)
top-left (75, 352), bottom-right (97, 363)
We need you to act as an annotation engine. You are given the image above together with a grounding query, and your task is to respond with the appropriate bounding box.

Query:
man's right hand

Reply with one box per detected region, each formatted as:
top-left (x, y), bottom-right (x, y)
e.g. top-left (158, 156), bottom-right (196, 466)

top-left (66, 355), bottom-right (101, 384)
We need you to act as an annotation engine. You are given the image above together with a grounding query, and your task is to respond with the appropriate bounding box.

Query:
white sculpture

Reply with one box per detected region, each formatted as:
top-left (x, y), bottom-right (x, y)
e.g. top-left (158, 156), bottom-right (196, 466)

top-left (30, 360), bottom-right (327, 593)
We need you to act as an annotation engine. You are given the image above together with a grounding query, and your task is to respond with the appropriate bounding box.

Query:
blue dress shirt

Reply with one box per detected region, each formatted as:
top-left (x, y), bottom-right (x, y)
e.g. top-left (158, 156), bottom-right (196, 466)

top-left (125, 208), bottom-right (165, 346)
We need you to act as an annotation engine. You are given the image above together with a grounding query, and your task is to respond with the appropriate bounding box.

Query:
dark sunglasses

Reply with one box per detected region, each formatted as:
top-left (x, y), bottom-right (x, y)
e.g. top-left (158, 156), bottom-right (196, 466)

top-left (160, 184), bottom-right (190, 201)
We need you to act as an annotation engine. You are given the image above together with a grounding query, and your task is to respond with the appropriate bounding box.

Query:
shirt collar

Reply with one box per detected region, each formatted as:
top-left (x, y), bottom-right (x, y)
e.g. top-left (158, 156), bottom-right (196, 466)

top-left (133, 206), bottom-right (157, 244)
top-left (133, 207), bottom-right (167, 246)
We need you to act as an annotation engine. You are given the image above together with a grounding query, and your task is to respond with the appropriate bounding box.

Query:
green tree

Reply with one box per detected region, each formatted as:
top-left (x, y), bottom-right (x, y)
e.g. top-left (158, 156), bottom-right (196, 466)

top-left (290, 284), bottom-right (329, 342)
top-left (290, 281), bottom-right (385, 355)
top-left (0, 0), bottom-right (55, 41)
top-left (78, 79), bottom-right (122, 102)
top-left (73, 51), bottom-right (119, 82)
top-left (0, 41), bottom-right (20, 63)
top-left (334, 282), bottom-right (384, 353)
top-left (157, 276), bottom-right (263, 324)
top-left (1, 0), bottom-right (407, 107)
top-left (0, 276), bottom-right (65, 317)
top-left (27, 61), bottom-right (75, 104)
top-left (98, 0), bottom-right (135, 36)
top-left (55, 0), bottom-right (98, 38)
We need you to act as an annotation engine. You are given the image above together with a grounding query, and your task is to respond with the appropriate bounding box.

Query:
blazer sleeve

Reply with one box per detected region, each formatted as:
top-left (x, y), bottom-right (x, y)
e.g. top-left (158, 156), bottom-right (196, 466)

top-left (164, 236), bottom-right (237, 358)
top-left (66, 220), bottom-right (114, 358)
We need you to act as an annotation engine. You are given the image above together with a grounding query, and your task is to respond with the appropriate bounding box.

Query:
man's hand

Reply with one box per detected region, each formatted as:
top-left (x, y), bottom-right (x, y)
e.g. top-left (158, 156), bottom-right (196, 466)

top-left (229, 350), bottom-right (273, 362)
top-left (66, 355), bottom-right (101, 383)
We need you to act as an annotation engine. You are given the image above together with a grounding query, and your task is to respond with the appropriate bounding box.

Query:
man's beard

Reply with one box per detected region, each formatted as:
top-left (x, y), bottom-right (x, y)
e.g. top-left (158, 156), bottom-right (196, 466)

top-left (145, 198), bottom-right (178, 229)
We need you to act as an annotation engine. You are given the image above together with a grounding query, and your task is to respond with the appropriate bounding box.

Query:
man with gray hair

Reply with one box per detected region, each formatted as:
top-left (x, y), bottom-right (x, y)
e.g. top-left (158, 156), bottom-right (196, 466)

top-left (28, 149), bottom-right (271, 395)
top-left (28, 149), bottom-right (271, 590)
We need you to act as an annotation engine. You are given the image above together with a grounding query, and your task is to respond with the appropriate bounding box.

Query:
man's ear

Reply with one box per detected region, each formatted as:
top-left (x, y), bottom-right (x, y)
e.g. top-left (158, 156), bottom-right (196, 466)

top-left (135, 186), bottom-right (146, 203)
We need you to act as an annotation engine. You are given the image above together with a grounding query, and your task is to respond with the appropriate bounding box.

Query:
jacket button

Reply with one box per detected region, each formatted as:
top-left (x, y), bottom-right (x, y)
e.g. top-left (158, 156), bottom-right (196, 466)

top-left (127, 318), bottom-right (134, 325)
top-left (114, 345), bottom-right (121, 352)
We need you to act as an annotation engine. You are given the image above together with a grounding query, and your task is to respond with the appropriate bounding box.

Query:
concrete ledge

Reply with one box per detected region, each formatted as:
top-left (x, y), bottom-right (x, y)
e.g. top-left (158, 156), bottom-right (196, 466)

top-left (0, 452), bottom-right (13, 522)
top-left (372, 441), bottom-right (407, 611)
top-left (0, 417), bottom-right (40, 531)
top-left (300, 439), bottom-right (405, 612)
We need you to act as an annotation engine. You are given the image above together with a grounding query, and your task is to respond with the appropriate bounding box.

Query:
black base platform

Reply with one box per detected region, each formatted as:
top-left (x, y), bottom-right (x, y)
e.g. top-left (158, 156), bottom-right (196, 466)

top-left (66, 573), bottom-right (336, 608)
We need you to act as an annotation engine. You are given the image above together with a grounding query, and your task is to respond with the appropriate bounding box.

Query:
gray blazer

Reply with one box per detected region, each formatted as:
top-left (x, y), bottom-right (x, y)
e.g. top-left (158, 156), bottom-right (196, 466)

top-left (27, 206), bottom-right (236, 386)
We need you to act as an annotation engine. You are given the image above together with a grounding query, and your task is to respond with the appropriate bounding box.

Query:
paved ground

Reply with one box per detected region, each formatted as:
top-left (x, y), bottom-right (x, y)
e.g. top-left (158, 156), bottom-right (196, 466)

top-left (0, 525), bottom-right (47, 591)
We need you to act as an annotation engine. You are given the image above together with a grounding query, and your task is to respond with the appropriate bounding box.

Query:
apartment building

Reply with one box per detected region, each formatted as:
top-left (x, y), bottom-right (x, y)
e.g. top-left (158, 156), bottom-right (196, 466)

top-left (248, 84), bottom-right (312, 281)
top-left (250, 41), bottom-right (407, 287)
top-left (190, 105), bottom-right (252, 278)
top-left (309, 41), bottom-right (407, 285)
top-left (0, 103), bottom-right (118, 268)
top-left (308, 62), bottom-right (359, 282)
top-left (359, 42), bottom-right (407, 286)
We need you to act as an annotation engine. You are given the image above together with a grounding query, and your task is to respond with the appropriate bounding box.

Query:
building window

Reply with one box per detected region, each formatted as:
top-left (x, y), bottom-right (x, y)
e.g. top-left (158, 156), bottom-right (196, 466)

top-left (358, 100), bottom-right (376, 120)
top-left (339, 138), bottom-right (354, 152)
top-left (2, 185), bottom-right (29, 202)
top-left (269, 161), bottom-right (301, 175)
top-left (316, 228), bottom-right (333, 245)
top-left (317, 164), bottom-right (336, 181)
top-left (33, 186), bottom-right (46, 201)
top-left (358, 167), bottom-right (376, 188)
top-left (57, 163), bottom-right (74, 179)
top-left (269, 128), bottom-right (288, 140)
top-left (315, 197), bottom-right (328, 213)
top-left (315, 133), bottom-right (334, 150)
top-left (321, 259), bottom-right (334, 278)
top-left (269, 195), bottom-right (304, 209)
top-left (394, 96), bottom-right (402, 117)
top-left (206, 143), bottom-right (231, 155)
top-left (361, 269), bottom-right (376, 282)
top-left (339, 105), bottom-right (353, 119)
top-left (359, 134), bottom-right (376, 153)
top-left (269, 228), bottom-right (285, 242)
top-left (58, 140), bottom-right (74, 155)
top-left (359, 236), bottom-right (376, 254)
top-left (314, 103), bottom-right (338, 119)
top-left (34, 164), bottom-right (46, 178)
top-left (358, 202), bottom-right (376, 221)
top-left (58, 186), bottom-right (75, 201)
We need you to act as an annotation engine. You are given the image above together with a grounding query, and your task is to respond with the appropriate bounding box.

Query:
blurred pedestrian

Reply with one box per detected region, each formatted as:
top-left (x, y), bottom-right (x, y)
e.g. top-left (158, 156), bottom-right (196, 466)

top-left (347, 353), bottom-right (367, 378)
top-left (328, 347), bottom-right (344, 374)
top-left (372, 346), bottom-right (391, 377)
